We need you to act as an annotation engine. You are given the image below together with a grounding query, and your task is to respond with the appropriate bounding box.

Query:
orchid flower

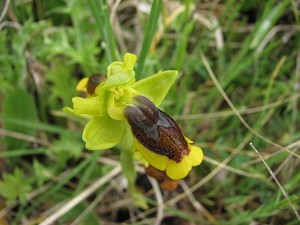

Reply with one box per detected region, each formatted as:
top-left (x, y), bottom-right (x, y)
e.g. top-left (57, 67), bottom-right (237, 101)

top-left (64, 53), bottom-right (203, 180)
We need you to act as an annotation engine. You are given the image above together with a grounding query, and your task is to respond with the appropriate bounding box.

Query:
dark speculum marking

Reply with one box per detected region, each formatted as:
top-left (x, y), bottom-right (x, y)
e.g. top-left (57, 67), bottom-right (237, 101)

top-left (123, 95), bottom-right (189, 162)
top-left (87, 74), bottom-right (104, 94)
top-left (78, 91), bottom-right (87, 98)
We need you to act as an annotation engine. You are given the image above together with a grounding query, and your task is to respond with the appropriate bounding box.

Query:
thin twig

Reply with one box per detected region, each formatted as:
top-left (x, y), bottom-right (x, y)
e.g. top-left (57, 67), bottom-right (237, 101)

top-left (257, 25), bottom-right (300, 54)
top-left (0, 128), bottom-right (52, 147)
top-left (39, 165), bottom-right (122, 225)
top-left (204, 156), bottom-right (264, 178)
top-left (180, 181), bottom-right (217, 224)
top-left (193, 12), bottom-right (224, 50)
top-left (0, 21), bottom-right (21, 30)
top-left (0, 0), bottom-right (10, 23)
top-left (70, 185), bottom-right (114, 225)
top-left (250, 143), bottom-right (300, 221)
top-left (148, 177), bottom-right (164, 225)
top-left (243, 139), bottom-right (300, 167)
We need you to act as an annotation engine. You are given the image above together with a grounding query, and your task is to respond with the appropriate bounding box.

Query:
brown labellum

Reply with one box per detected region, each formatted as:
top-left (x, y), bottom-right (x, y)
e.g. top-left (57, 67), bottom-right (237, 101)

top-left (145, 165), bottom-right (165, 181)
top-left (123, 95), bottom-right (189, 162)
top-left (160, 178), bottom-right (179, 191)
top-left (78, 91), bottom-right (87, 98)
top-left (145, 165), bottom-right (179, 191)
top-left (87, 74), bottom-right (105, 94)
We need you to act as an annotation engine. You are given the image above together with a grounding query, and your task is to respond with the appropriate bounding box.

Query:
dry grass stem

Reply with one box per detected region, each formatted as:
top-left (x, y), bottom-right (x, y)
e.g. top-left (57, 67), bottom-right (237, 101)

top-left (250, 143), bottom-right (300, 221)
top-left (180, 181), bottom-right (217, 224)
top-left (70, 185), bottom-right (114, 225)
top-left (204, 156), bottom-right (264, 178)
top-left (148, 177), bottom-right (164, 225)
top-left (39, 165), bottom-right (122, 225)
top-left (0, 128), bottom-right (51, 147)
top-left (0, 0), bottom-right (10, 23)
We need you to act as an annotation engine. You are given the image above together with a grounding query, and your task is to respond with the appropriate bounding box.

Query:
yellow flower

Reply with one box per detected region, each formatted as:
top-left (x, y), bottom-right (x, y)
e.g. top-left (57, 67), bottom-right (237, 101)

top-left (64, 53), bottom-right (203, 181)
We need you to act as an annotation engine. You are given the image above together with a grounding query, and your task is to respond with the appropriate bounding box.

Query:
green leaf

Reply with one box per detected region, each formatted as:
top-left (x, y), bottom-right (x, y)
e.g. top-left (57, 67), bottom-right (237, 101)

top-left (33, 159), bottom-right (51, 186)
top-left (2, 88), bottom-right (38, 149)
top-left (46, 61), bottom-right (77, 108)
top-left (132, 70), bottom-right (178, 106)
top-left (82, 114), bottom-right (126, 150)
top-left (0, 168), bottom-right (33, 205)
top-left (51, 135), bottom-right (84, 168)
top-left (250, 0), bottom-right (289, 49)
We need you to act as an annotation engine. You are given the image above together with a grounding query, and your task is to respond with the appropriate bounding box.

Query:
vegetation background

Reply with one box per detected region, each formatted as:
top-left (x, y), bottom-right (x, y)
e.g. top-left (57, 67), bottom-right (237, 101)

top-left (0, 0), bottom-right (300, 224)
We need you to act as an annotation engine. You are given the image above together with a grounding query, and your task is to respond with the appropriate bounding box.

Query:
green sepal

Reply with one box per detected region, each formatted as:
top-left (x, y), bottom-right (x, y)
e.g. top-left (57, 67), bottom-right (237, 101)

top-left (132, 70), bottom-right (178, 106)
top-left (82, 114), bottom-right (126, 150)
top-left (63, 107), bottom-right (92, 119)
top-left (72, 96), bottom-right (106, 116)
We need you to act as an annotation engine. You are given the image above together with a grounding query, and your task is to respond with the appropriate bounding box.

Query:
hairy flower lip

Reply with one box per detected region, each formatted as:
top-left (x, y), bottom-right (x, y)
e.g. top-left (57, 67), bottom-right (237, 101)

top-left (124, 95), bottom-right (189, 163)
top-left (133, 135), bottom-right (203, 180)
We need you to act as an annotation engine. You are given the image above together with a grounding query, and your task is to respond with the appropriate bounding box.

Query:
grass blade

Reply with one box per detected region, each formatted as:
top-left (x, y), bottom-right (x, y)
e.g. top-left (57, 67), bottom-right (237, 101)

top-left (136, 0), bottom-right (163, 78)
top-left (87, 0), bottom-right (118, 61)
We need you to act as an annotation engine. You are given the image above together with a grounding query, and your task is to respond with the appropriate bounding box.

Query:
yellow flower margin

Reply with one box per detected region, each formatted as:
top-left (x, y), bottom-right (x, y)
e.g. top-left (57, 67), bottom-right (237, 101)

top-left (134, 137), bottom-right (203, 180)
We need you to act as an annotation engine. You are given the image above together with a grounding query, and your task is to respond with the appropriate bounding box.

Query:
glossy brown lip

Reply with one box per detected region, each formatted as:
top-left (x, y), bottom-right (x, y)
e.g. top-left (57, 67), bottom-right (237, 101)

top-left (124, 95), bottom-right (189, 163)
top-left (87, 74), bottom-right (104, 94)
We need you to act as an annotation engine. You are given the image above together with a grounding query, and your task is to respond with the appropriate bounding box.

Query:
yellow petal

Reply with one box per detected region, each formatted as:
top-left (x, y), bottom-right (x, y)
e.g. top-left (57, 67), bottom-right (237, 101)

top-left (134, 151), bottom-right (149, 167)
top-left (76, 77), bottom-right (89, 92)
top-left (166, 157), bottom-right (192, 180)
top-left (133, 138), bottom-right (168, 171)
top-left (72, 96), bottom-right (105, 116)
top-left (185, 136), bottom-right (193, 144)
top-left (165, 144), bottom-right (203, 180)
top-left (188, 144), bottom-right (204, 166)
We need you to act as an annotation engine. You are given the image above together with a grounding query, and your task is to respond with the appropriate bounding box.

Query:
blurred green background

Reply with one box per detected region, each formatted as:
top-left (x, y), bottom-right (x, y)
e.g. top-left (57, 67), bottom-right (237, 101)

top-left (0, 0), bottom-right (300, 224)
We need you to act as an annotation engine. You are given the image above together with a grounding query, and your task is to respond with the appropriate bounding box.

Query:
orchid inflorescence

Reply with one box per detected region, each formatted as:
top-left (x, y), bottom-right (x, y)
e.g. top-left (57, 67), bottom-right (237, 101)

top-left (64, 53), bottom-right (203, 189)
